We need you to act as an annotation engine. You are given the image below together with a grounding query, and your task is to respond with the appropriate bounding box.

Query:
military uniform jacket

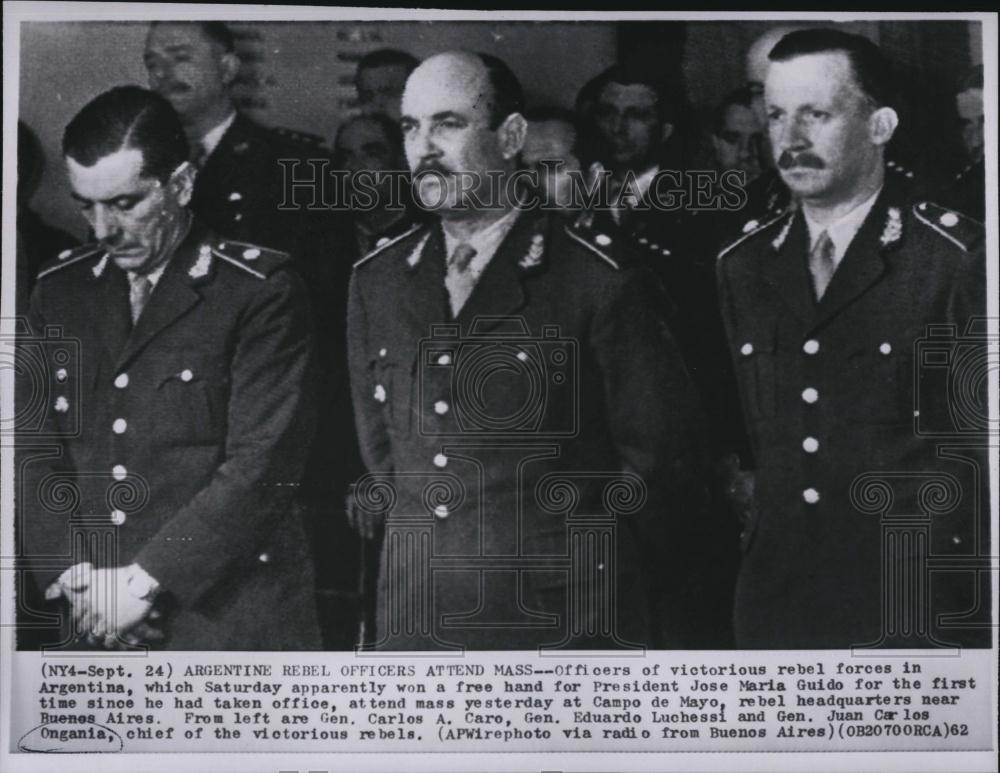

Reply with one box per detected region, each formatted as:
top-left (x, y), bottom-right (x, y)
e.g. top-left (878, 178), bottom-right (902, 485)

top-left (347, 210), bottom-right (710, 650)
top-left (191, 113), bottom-right (327, 257)
top-left (717, 181), bottom-right (989, 649)
top-left (20, 220), bottom-right (320, 650)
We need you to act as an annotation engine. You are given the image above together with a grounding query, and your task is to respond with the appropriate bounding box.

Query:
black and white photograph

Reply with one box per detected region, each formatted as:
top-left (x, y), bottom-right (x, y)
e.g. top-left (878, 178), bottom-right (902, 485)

top-left (1, 4), bottom-right (996, 772)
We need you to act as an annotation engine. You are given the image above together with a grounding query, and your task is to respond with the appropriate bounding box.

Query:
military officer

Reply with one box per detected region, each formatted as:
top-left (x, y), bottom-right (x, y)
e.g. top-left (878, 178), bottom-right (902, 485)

top-left (143, 21), bottom-right (329, 256)
top-left (348, 51), bottom-right (716, 650)
top-left (718, 30), bottom-right (988, 649)
top-left (19, 86), bottom-right (320, 650)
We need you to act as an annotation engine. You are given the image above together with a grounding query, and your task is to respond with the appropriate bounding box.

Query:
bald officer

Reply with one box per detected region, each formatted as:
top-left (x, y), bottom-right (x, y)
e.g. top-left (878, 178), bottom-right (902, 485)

top-left (347, 52), bottom-right (716, 650)
top-left (718, 30), bottom-right (988, 649)
top-left (19, 86), bottom-right (320, 650)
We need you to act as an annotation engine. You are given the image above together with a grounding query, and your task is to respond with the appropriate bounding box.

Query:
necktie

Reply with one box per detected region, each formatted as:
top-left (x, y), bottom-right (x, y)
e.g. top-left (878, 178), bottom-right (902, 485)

top-left (129, 274), bottom-right (153, 324)
top-left (808, 230), bottom-right (837, 301)
top-left (445, 243), bottom-right (478, 316)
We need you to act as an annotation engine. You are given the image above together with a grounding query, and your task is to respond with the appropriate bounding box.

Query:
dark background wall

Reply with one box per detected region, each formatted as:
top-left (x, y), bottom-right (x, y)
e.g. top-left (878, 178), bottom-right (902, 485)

top-left (18, 19), bottom-right (981, 238)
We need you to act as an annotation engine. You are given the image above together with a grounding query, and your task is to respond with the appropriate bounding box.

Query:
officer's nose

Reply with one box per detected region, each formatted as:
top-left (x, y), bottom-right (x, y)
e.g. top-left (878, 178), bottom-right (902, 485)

top-left (90, 206), bottom-right (119, 243)
top-left (774, 115), bottom-right (809, 152)
top-left (609, 114), bottom-right (626, 137)
top-left (408, 129), bottom-right (441, 169)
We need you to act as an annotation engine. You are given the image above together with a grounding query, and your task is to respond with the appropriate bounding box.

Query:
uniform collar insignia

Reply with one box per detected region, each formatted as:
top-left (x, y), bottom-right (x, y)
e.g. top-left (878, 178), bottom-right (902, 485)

top-left (771, 212), bottom-right (795, 251)
top-left (189, 244), bottom-right (213, 278)
top-left (91, 253), bottom-right (109, 278)
top-left (879, 207), bottom-right (903, 247)
top-left (518, 233), bottom-right (544, 270)
top-left (233, 141), bottom-right (250, 154)
top-left (406, 233), bottom-right (431, 268)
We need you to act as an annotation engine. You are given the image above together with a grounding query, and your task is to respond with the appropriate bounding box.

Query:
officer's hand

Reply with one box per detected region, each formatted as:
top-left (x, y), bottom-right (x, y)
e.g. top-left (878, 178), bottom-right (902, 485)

top-left (719, 454), bottom-right (756, 526)
top-left (74, 567), bottom-right (153, 646)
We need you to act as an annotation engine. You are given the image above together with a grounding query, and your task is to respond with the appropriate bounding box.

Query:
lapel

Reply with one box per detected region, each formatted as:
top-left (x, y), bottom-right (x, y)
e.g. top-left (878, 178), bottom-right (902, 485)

top-left (762, 210), bottom-right (815, 324)
top-left (401, 223), bottom-right (450, 339)
top-left (811, 187), bottom-right (901, 330)
top-left (113, 223), bottom-right (207, 371)
top-left (456, 211), bottom-right (542, 332)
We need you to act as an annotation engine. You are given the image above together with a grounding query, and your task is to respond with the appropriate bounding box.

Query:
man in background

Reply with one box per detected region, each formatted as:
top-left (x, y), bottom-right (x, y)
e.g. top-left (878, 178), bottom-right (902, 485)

top-left (944, 65), bottom-right (985, 222)
top-left (143, 21), bottom-right (324, 255)
top-left (333, 112), bottom-right (422, 257)
top-left (354, 48), bottom-right (419, 122)
top-left (520, 106), bottom-right (584, 212)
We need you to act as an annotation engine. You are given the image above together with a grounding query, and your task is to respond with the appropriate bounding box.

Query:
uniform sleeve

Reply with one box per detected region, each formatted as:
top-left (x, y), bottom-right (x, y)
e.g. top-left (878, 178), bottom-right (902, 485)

top-left (17, 283), bottom-right (76, 592)
top-left (346, 271), bottom-right (394, 473)
top-left (134, 269), bottom-right (317, 604)
top-left (715, 256), bottom-right (760, 468)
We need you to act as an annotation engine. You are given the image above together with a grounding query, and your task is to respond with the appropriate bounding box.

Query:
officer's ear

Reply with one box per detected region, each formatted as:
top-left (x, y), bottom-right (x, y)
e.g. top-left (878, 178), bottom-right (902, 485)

top-left (868, 106), bottom-right (899, 147)
top-left (219, 51), bottom-right (241, 88)
top-left (497, 112), bottom-right (528, 161)
top-left (661, 122), bottom-right (674, 143)
top-left (167, 161), bottom-right (197, 207)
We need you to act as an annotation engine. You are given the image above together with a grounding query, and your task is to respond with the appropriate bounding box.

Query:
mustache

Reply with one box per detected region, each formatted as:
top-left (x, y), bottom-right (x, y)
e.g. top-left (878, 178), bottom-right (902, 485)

top-left (414, 159), bottom-right (450, 176)
top-left (778, 151), bottom-right (825, 170)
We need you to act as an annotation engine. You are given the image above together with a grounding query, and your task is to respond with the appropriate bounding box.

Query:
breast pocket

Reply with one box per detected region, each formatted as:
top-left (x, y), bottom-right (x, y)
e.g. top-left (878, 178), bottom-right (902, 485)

top-left (734, 335), bottom-right (777, 422)
top-left (370, 355), bottom-right (414, 440)
top-left (154, 356), bottom-right (229, 445)
top-left (843, 339), bottom-right (910, 424)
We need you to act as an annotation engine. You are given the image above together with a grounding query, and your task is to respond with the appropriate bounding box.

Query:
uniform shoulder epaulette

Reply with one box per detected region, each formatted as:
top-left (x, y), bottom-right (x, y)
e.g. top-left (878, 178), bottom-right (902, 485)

top-left (912, 202), bottom-right (983, 252)
top-left (353, 224), bottom-right (424, 269)
top-left (717, 208), bottom-right (793, 262)
top-left (564, 222), bottom-right (619, 270)
top-left (210, 240), bottom-right (291, 279)
top-left (36, 243), bottom-right (106, 280)
top-left (269, 125), bottom-right (328, 153)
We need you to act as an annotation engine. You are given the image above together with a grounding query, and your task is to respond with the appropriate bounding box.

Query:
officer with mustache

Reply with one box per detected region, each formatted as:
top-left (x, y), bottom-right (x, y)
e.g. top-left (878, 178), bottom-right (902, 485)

top-left (143, 21), bottom-right (326, 257)
top-left (717, 29), bottom-right (988, 649)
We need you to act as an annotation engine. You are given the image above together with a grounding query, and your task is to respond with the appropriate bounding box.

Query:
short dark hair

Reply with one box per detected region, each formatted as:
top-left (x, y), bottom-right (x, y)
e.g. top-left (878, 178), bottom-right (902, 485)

top-left (333, 112), bottom-right (404, 166)
top-left (357, 48), bottom-right (419, 75)
top-left (769, 28), bottom-right (897, 109)
top-left (592, 65), bottom-right (674, 123)
top-left (149, 20), bottom-right (235, 53)
top-left (63, 86), bottom-right (189, 182)
top-left (712, 86), bottom-right (756, 135)
top-left (476, 53), bottom-right (525, 130)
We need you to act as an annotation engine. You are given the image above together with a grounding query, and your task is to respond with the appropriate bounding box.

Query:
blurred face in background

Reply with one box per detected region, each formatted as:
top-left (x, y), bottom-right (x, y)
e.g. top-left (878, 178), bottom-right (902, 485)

top-left (712, 102), bottom-right (764, 180)
top-left (356, 64), bottom-right (411, 122)
top-left (335, 115), bottom-right (402, 203)
top-left (593, 81), bottom-right (668, 174)
top-left (521, 118), bottom-right (581, 208)
top-left (956, 87), bottom-right (984, 163)
top-left (144, 23), bottom-right (237, 123)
